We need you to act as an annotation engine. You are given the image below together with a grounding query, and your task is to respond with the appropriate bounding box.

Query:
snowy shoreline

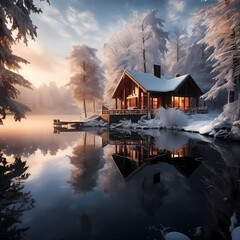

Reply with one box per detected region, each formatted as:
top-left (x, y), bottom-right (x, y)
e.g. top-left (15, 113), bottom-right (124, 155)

top-left (83, 107), bottom-right (240, 141)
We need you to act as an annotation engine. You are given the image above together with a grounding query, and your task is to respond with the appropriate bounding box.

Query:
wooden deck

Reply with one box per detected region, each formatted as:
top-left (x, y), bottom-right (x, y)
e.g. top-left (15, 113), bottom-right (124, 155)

top-left (102, 109), bottom-right (148, 115)
top-left (101, 106), bottom-right (208, 123)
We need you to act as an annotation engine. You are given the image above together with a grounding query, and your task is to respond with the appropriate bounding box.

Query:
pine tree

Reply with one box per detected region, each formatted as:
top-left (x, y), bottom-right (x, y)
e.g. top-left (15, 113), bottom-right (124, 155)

top-left (133, 9), bottom-right (168, 73)
top-left (194, 0), bottom-right (240, 118)
top-left (0, 0), bottom-right (49, 123)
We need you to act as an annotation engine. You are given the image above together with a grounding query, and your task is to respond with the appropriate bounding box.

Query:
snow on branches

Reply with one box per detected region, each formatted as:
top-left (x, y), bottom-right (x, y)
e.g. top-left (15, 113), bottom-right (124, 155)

top-left (0, 0), bottom-right (49, 122)
top-left (67, 44), bottom-right (104, 118)
top-left (101, 9), bottom-right (168, 108)
top-left (193, 0), bottom-right (240, 105)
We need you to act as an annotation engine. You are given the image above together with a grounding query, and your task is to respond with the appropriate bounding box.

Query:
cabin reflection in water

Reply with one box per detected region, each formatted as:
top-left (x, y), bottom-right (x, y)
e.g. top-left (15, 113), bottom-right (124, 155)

top-left (105, 132), bottom-right (203, 181)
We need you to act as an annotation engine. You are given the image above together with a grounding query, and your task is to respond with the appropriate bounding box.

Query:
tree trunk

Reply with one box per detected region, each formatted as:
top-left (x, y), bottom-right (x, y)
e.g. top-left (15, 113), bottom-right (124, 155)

top-left (238, 74), bottom-right (240, 120)
top-left (93, 99), bottom-right (95, 113)
top-left (83, 61), bottom-right (87, 118)
top-left (228, 91), bottom-right (235, 103)
top-left (228, 55), bottom-right (239, 104)
top-left (83, 95), bottom-right (87, 119)
top-left (141, 23), bottom-right (147, 73)
top-left (143, 48), bottom-right (146, 73)
top-left (177, 44), bottom-right (179, 62)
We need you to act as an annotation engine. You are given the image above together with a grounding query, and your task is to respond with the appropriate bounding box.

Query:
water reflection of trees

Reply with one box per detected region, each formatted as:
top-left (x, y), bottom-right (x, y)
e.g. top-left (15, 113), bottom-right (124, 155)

top-left (202, 142), bottom-right (240, 240)
top-left (0, 153), bottom-right (35, 240)
top-left (68, 133), bottom-right (104, 195)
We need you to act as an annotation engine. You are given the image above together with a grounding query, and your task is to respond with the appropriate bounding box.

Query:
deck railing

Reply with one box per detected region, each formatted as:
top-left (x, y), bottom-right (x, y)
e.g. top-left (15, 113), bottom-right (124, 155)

top-left (102, 109), bottom-right (148, 115)
top-left (102, 106), bottom-right (208, 115)
top-left (189, 106), bottom-right (208, 114)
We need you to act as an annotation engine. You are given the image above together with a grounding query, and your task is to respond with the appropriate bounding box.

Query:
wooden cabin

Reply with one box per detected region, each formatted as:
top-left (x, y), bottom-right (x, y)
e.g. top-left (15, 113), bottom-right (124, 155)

top-left (112, 66), bottom-right (203, 113)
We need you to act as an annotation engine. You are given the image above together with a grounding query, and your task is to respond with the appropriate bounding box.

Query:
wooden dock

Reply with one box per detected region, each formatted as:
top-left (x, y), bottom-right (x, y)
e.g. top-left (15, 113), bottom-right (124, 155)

top-left (53, 119), bottom-right (84, 130)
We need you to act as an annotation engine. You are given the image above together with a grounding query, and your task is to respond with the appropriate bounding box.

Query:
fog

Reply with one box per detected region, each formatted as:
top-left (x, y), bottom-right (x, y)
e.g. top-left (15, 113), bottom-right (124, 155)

top-left (17, 82), bottom-right (80, 114)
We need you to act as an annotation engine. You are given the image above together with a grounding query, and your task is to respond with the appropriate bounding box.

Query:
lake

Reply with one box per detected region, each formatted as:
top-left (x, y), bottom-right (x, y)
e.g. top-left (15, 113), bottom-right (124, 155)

top-left (1, 115), bottom-right (240, 240)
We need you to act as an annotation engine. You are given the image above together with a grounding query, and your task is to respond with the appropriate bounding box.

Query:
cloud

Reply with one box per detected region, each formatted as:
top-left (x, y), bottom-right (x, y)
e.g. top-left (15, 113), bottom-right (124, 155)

top-left (39, 4), bottom-right (72, 40)
top-left (66, 7), bottom-right (99, 35)
top-left (167, 0), bottom-right (186, 22)
top-left (33, 3), bottom-right (106, 51)
top-left (11, 2), bottom-right (122, 88)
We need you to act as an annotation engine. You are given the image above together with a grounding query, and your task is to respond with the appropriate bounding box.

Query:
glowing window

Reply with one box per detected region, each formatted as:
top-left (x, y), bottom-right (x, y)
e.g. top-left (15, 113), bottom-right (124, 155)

top-left (185, 97), bottom-right (189, 110)
top-left (153, 98), bottom-right (158, 109)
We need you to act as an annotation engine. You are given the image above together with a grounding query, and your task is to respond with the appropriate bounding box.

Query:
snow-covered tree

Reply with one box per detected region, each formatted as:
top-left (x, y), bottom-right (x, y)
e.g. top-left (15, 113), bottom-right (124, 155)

top-left (169, 26), bottom-right (188, 63)
top-left (194, 0), bottom-right (240, 118)
top-left (102, 9), bottom-right (168, 108)
top-left (0, 0), bottom-right (49, 123)
top-left (132, 9), bottom-right (168, 73)
top-left (101, 25), bottom-right (139, 108)
top-left (163, 26), bottom-right (188, 76)
top-left (68, 45), bottom-right (104, 118)
top-left (184, 25), bottom-right (215, 92)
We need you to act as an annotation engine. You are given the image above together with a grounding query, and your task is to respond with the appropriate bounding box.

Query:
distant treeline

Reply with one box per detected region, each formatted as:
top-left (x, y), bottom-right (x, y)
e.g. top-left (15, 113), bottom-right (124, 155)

top-left (17, 82), bottom-right (80, 114)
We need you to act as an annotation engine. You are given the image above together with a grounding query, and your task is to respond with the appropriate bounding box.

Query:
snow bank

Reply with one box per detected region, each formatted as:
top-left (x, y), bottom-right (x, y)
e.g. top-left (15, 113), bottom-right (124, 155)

top-left (184, 102), bottom-right (240, 141)
top-left (183, 112), bottom-right (218, 135)
top-left (83, 119), bottom-right (108, 127)
top-left (111, 107), bottom-right (189, 130)
top-left (82, 103), bottom-right (240, 141)
top-left (155, 107), bottom-right (189, 127)
top-left (208, 101), bottom-right (240, 140)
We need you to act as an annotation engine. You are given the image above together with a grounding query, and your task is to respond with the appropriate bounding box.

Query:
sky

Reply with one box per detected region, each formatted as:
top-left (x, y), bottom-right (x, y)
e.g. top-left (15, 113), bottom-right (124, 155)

top-left (14, 0), bottom-right (216, 87)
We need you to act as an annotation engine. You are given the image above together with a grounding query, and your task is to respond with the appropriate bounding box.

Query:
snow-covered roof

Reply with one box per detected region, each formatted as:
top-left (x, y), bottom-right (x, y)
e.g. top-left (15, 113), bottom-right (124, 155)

top-left (126, 70), bottom-right (189, 92)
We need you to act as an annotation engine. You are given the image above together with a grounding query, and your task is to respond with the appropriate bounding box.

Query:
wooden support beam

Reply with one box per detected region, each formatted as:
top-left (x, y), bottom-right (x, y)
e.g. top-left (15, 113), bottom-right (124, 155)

top-left (124, 86), bottom-right (127, 109)
top-left (147, 92), bottom-right (150, 119)
top-left (138, 86), bottom-right (141, 109)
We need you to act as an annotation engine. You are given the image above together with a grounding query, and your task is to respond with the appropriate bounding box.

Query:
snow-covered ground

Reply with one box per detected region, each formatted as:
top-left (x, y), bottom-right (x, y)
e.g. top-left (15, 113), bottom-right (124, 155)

top-left (183, 111), bottom-right (219, 134)
top-left (83, 105), bottom-right (240, 141)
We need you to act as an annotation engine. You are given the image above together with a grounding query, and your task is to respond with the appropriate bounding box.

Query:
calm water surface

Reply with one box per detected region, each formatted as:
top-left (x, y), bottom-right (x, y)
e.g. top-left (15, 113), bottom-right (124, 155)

top-left (1, 115), bottom-right (240, 240)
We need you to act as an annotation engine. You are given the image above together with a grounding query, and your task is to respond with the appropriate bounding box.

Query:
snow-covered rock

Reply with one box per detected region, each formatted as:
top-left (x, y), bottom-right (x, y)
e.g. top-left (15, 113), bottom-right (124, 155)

top-left (233, 120), bottom-right (240, 128)
top-left (164, 231), bottom-right (191, 240)
top-left (83, 119), bottom-right (108, 127)
top-left (213, 121), bottom-right (233, 132)
top-left (229, 212), bottom-right (238, 232)
top-left (231, 226), bottom-right (240, 240)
